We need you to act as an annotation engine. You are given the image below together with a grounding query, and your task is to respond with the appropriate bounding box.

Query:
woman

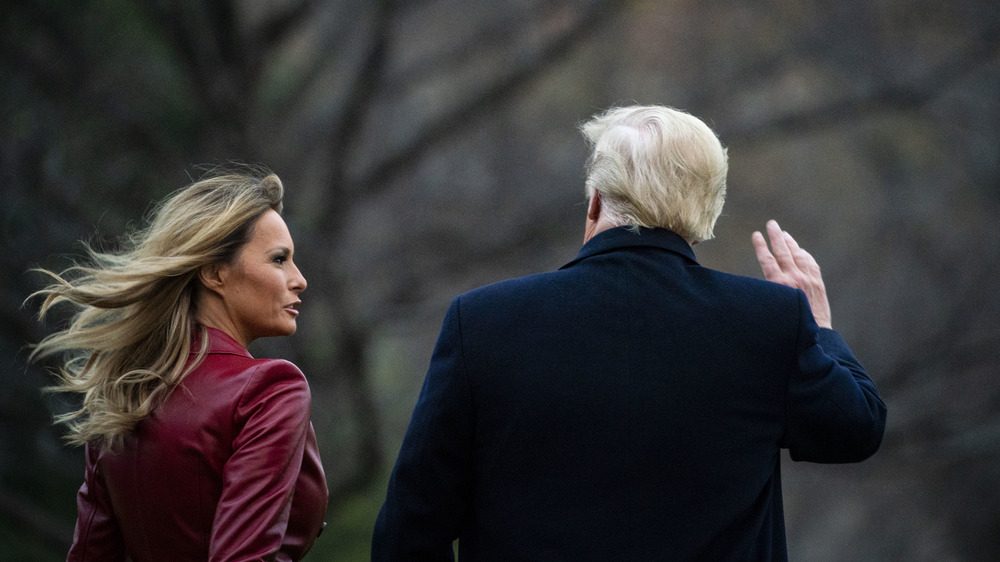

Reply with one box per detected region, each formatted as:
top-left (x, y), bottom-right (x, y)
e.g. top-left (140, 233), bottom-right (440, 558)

top-left (29, 169), bottom-right (328, 560)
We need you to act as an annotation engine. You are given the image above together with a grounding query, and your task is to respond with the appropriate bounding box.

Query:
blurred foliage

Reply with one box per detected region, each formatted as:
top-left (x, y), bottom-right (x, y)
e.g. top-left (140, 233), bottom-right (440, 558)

top-left (2, 0), bottom-right (999, 559)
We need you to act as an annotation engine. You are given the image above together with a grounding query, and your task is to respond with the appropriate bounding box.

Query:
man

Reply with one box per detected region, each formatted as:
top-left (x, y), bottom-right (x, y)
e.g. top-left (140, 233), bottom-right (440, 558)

top-left (372, 105), bottom-right (886, 561)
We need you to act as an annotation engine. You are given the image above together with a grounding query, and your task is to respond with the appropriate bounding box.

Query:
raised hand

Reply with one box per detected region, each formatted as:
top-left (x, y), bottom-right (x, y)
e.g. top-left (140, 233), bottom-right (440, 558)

top-left (751, 220), bottom-right (832, 329)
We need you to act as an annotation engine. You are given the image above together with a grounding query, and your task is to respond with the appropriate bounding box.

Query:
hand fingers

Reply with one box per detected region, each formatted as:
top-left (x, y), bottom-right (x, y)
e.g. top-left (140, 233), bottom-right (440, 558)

top-left (752, 230), bottom-right (784, 282)
top-left (783, 231), bottom-right (820, 277)
top-left (753, 222), bottom-right (832, 327)
top-left (755, 220), bottom-right (819, 284)
top-left (766, 220), bottom-right (795, 271)
top-left (781, 231), bottom-right (807, 269)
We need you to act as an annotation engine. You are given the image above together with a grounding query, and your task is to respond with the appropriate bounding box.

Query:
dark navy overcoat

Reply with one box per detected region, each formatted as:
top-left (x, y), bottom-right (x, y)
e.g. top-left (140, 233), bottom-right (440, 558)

top-left (373, 226), bottom-right (886, 561)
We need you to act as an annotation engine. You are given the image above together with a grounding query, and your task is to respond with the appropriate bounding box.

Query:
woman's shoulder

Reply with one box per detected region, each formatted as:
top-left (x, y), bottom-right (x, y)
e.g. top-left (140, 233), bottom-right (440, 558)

top-left (239, 357), bottom-right (310, 403)
top-left (228, 359), bottom-right (312, 429)
top-left (188, 348), bottom-right (306, 396)
top-left (247, 357), bottom-right (307, 383)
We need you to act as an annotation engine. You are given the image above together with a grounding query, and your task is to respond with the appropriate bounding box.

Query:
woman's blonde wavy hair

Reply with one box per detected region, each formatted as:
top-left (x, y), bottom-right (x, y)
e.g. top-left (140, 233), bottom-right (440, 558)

top-left (581, 105), bottom-right (728, 243)
top-left (28, 167), bottom-right (285, 448)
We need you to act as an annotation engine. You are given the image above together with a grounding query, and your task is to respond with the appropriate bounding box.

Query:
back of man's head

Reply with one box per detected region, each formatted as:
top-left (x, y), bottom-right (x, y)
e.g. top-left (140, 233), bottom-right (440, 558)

top-left (580, 105), bottom-right (728, 243)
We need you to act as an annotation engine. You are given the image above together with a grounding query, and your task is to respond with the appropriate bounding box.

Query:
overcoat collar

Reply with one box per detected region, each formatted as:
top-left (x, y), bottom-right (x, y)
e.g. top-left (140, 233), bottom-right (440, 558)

top-left (559, 226), bottom-right (698, 270)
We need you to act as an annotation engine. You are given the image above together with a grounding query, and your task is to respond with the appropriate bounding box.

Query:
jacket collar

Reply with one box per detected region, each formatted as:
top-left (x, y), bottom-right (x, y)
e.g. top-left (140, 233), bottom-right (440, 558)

top-left (559, 226), bottom-right (698, 270)
top-left (190, 326), bottom-right (253, 358)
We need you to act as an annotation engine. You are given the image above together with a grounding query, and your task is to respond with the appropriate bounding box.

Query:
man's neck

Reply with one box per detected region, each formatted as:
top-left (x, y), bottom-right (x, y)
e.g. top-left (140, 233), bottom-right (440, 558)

top-left (583, 215), bottom-right (617, 244)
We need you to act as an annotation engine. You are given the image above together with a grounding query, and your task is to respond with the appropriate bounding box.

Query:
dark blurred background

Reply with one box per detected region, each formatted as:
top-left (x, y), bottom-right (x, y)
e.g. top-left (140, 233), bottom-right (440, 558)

top-left (2, 0), bottom-right (998, 559)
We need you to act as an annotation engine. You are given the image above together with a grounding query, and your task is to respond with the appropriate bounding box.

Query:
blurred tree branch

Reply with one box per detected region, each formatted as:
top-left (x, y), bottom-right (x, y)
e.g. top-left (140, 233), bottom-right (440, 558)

top-left (352, 0), bottom-right (629, 193)
top-left (720, 18), bottom-right (1000, 145)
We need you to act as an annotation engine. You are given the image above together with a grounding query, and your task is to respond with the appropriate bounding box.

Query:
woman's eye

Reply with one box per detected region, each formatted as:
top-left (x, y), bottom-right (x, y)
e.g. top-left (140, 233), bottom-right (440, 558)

top-left (273, 255), bottom-right (288, 264)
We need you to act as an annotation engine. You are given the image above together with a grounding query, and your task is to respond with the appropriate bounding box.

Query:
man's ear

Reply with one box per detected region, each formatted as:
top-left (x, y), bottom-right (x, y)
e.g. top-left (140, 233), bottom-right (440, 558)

top-left (587, 191), bottom-right (602, 221)
top-left (198, 263), bottom-right (226, 295)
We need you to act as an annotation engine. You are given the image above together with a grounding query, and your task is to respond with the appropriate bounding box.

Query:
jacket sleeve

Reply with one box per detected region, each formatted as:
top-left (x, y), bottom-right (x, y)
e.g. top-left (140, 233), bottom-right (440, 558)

top-left (210, 360), bottom-right (316, 559)
top-left (784, 290), bottom-right (887, 463)
top-left (67, 443), bottom-right (127, 561)
top-left (372, 298), bottom-right (474, 561)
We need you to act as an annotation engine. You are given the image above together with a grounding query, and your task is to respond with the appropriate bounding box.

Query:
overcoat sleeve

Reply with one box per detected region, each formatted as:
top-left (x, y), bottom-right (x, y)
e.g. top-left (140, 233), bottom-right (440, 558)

top-left (784, 290), bottom-right (887, 463)
top-left (372, 298), bottom-right (475, 561)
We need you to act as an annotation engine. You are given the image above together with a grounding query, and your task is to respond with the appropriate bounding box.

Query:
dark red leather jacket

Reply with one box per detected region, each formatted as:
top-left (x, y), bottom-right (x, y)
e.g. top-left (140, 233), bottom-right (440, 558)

top-left (67, 327), bottom-right (328, 561)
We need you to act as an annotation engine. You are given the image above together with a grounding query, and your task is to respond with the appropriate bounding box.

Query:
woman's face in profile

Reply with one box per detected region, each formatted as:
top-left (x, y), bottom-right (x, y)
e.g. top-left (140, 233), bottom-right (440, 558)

top-left (217, 209), bottom-right (307, 346)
